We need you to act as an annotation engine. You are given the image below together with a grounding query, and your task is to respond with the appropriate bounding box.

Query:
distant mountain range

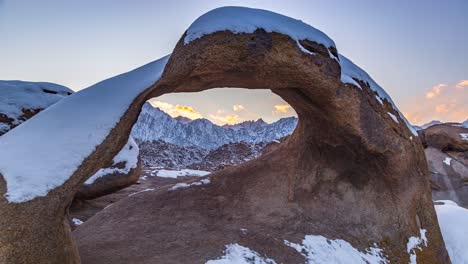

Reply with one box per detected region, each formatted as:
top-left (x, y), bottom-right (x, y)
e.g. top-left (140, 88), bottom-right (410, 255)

top-left (131, 102), bottom-right (298, 149)
top-left (413, 120), bottom-right (468, 131)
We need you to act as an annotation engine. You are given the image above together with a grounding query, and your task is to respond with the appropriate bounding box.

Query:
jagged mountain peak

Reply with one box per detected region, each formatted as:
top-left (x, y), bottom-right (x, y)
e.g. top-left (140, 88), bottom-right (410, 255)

top-left (131, 104), bottom-right (298, 149)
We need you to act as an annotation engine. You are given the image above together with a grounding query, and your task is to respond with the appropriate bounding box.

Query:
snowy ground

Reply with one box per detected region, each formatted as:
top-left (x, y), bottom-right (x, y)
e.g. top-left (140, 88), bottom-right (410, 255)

top-left (434, 200), bottom-right (468, 264)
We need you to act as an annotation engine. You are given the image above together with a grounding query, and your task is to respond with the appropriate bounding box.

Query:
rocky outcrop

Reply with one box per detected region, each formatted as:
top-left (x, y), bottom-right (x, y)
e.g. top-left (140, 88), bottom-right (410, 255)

top-left (0, 7), bottom-right (449, 263)
top-left (419, 123), bottom-right (468, 152)
top-left (74, 8), bottom-right (447, 264)
top-left (0, 80), bottom-right (73, 135)
top-left (419, 124), bottom-right (468, 207)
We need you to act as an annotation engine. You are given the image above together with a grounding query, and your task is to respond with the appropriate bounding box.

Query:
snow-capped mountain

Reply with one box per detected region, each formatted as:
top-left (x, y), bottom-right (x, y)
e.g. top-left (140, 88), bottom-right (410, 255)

top-left (131, 102), bottom-right (298, 149)
top-left (413, 119), bottom-right (468, 131)
top-left (413, 120), bottom-right (443, 131)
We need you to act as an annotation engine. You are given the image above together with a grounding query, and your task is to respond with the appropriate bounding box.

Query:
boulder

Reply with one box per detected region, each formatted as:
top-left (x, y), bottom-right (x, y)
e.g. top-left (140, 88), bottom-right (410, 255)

top-left (420, 124), bottom-right (468, 207)
top-left (0, 7), bottom-right (449, 263)
top-left (0, 80), bottom-right (73, 135)
top-left (75, 137), bottom-right (141, 200)
top-left (419, 123), bottom-right (468, 152)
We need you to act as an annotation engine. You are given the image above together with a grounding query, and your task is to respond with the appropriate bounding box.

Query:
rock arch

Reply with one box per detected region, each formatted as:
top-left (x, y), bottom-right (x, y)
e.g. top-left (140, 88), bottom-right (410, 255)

top-left (0, 7), bottom-right (449, 263)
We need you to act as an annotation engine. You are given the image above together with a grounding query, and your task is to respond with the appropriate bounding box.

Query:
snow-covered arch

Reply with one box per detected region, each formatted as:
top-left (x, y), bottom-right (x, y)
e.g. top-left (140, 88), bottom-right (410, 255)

top-left (0, 7), bottom-right (448, 263)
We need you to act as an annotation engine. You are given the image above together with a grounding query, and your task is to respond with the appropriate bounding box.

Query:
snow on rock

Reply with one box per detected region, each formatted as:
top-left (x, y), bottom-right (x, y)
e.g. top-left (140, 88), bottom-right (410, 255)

top-left (284, 235), bottom-right (388, 264)
top-left (128, 188), bottom-right (155, 197)
top-left (460, 133), bottom-right (468, 141)
top-left (155, 169), bottom-right (210, 178)
top-left (0, 80), bottom-right (73, 132)
top-left (339, 54), bottom-right (418, 137)
top-left (0, 56), bottom-right (169, 203)
top-left (375, 95), bottom-right (383, 105)
top-left (435, 200), bottom-right (468, 264)
top-left (206, 243), bottom-right (277, 264)
top-left (185, 6), bottom-right (336, 58)
top-left (406, 229), bottom-right (428, 264)
top-left (72, 218), bottom-right (84, 226)
top-left (387, 112), bottom-right (399, 124)
top-left (85, 137), bottom-right (139, 185)
top-left (443, 157), bottom-right (452, 166)
top-left (169, 178), bottom-right (210, 191)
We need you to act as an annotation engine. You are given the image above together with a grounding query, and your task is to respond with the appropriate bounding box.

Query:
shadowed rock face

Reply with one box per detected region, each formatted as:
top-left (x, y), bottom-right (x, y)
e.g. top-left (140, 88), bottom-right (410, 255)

top-left (0, 10), bottom-right (449, 264)
top-left (419, 124), bottom-right (468, 207)
top-left (73, 31), bottom-right (449, 263)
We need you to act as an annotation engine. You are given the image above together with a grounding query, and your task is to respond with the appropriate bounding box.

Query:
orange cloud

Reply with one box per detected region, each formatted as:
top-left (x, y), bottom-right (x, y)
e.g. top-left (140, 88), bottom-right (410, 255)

top-left (425, 84), bottom-right (447, 99)
top-left (148, 100), bottom-right (203, 120)
top-left (274, 104), bottom-right (291, 113)
top-left (401, 82), bottom-right (468, 125)
top-left (233, 105), bottom-right (245, 111)
top-left (455, 80), bottom-right (468, 90)
top-left (209, 114), bottom-right (240, 125)
top-left (435, 104), bottom-right (451, 114)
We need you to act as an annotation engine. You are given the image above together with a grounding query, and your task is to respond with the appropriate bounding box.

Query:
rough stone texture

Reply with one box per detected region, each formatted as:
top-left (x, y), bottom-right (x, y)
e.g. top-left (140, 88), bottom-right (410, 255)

top-left (420, 124), bottom-right (468, 208)
top-left (73, 30), bottom-right (449, 263)
top-left (419, 123), bottom-right (468, 152)
top-left (0, 14), bottom-right (450, 264)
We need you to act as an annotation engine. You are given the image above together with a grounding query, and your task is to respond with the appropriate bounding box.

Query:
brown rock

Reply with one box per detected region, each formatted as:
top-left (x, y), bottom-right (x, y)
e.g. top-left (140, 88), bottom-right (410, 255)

top-left (419, 123), bottom-right (468, 152)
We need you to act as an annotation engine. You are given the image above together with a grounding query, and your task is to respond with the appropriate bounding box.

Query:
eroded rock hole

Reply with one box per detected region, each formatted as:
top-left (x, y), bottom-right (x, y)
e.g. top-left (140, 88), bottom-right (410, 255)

top-left (69, 88), bottom-right (298, 224)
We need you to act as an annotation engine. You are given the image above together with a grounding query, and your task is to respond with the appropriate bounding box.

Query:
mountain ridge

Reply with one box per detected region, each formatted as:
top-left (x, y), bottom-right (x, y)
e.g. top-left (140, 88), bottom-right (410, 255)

top-left (131, 102), bottom-right (298, 149)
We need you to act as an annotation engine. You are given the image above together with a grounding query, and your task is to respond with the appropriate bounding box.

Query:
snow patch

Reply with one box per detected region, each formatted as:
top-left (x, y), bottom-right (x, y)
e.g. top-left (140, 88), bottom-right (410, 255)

top-left (387, 112), bottom-right (399, 124)
top-left (128, 188), bottom-right (155, 197)
top-left (435, 200), bottom-right (468, 263)
top-left (375, 95), bottom-right (383, 105)
top-left (155, 169), bottom-right (210, 178)
top-left (72, 218), bottom-right (83, 226)
top-left (284, 235), bottom-right (388, 264)
top-left (206, 243), bottom-right (277, 264)
top-left (0, 56), bottom-right (169, 203)
top-left (406, 229), bottom-right (428, 264)
top-left (185, 7), bottom-right (335, 48)
top-left (169, 178), bottom-right (210, 191)
top-left (443, 157), bottom-right (452, 166)
top-left (460, 133), bottom-right (468, 141)
top-left (85, 137), bottom-right (139, 185)
top-left (339, 55), bottom-right (417, 136)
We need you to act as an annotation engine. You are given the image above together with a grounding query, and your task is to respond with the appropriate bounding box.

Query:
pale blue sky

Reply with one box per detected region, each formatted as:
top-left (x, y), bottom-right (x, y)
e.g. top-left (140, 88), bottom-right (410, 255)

top-left (1, 0), bottom-right (467, 124)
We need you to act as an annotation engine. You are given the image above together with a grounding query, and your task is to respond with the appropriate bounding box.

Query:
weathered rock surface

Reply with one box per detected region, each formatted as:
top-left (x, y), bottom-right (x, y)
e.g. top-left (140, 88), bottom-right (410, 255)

top-left (419, 124), bottom-right (468, 207)
top-left (0, 7), bottom-right (449, 263)
top-left (419, 123), bottom-right (468, 152)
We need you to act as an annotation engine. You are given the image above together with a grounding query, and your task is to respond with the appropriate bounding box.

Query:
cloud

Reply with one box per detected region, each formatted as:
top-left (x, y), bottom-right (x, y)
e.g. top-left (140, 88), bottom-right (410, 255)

top-left (455, 80), bottom-right (468, 90)
top-left (274, 104), bottom-right (291, 113)
top-left (233, 105), bottom-right (245, 111)
top-left (401, 82), bottom-right (468, 125)
top-left (434, 104), bottom-right (449, 114)
top-left (150, 100), bottom-right (173, 111)
top-left (209, 114), bottom-right (240, 125)
top-left (425, 84), bottom-right (447, 99)
top-left (149, 100), bottom-right (203, 120)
